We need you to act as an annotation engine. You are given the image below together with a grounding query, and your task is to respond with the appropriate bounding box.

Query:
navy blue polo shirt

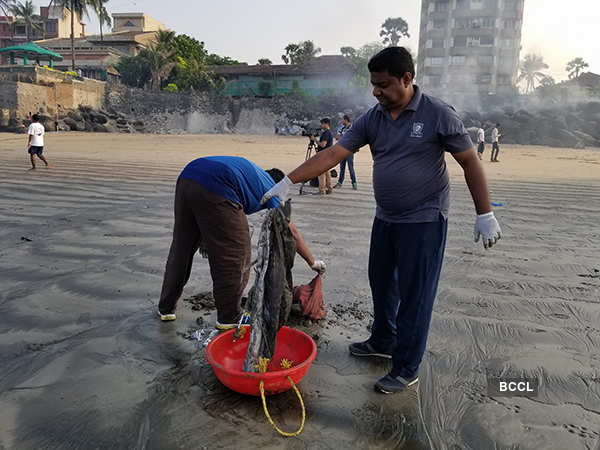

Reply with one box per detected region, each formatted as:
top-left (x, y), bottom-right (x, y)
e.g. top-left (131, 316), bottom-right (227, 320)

top-left (338, 85), bottom-right (473, 223)
top-left (318, 129), bottom-right (333, 152)
top-left (179, 156), bottom-right (280, 214)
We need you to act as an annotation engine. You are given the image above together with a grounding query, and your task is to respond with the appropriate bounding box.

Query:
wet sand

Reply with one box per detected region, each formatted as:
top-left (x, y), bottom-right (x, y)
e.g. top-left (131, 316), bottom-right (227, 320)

top-left (1, 132), bottom-right (599, 449)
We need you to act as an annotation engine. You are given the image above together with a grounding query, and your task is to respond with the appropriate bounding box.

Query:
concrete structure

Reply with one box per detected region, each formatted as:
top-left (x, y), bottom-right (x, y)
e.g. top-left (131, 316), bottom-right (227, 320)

top-left (111, 13), bottom-right (164, 33)
top-left (210, 55), bottom-right (356, 97)
top-left (417, 0), bottom-right (525, 104)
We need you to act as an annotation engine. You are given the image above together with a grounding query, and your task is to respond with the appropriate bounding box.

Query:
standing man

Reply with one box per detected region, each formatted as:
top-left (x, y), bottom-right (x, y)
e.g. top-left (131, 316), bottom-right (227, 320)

top-left (27, 114), bottom-right (50, 170)
top-left (476, 123), bottom-right (486, 160)
top-left (261, 47), bottom-right (502, 394)
top-left (491, 123), bottom-right (501, 162)
top-left (157, 156), bottom-right (326, 328)
top-left (334, 114), bottom-right (358, 190)
top-left (311, 118), bottom-right (333, 195)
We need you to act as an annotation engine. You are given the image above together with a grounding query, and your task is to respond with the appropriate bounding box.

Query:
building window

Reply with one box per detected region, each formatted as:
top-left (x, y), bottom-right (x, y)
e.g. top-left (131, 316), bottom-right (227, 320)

top-left (478, 73), bottom-right (492, 83)
top-left (451, 55), bottom-right (466, 65)
top-left (123, 20), bottom-right (135, 27)
top-left (455, 0), bottom-right (468, 8)
top-left (15, 25), bottom-right (26, 35)
top-left (453, 36), bottom-right (467, 47)
top-left (481, 17), bottom-right (496, 28)
top-left (433, 19), bottom-right (447, 29)
top-left (426, 56), bottom-right (445, 66)
top-left (426, 75), bottom-right (442, 86)
top-left (46, 21), bottom-right (57, 33)
top-left (471, 0), bottom-right (484, 9)
top-left (497, 74), bottom-right (511, 85)
top-left (503, 19), bottom-right (516, 29)
top-left (454, 18), bottom-right (468, 29)
top-left (435, 1), bottom-right (450, 12)
top-left (479, 55), bottom-right (494, 65)
top-left (499, 55), bottom-right (513, 68)
top-left (472, 35), bottom-right (494, 46)
top-left (432, 39), bottom-right (445, 49)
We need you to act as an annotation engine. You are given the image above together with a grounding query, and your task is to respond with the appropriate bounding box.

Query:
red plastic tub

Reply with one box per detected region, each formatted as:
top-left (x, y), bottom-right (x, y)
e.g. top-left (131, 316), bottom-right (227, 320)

top-left (206, 326), bottom-right (317, 396)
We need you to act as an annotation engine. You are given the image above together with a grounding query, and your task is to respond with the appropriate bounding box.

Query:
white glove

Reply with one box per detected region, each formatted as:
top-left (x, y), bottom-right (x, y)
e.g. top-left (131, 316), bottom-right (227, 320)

top-left (311, 260), bottom-right (326, 274)
top-left (260, 175), bottom-right (293, 205)
top-left (474, 211), bottom-right (502, 249)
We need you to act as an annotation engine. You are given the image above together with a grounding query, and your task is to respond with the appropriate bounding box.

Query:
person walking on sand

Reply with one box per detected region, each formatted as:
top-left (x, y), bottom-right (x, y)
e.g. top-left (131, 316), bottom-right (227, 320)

top-left (261, 47), bottom-right (502, 394)
top-left (491, 123), bottom-right (501, 162)
top-left (311, 118), bottom-right (334, 195)
top-left (476, 123), bottom-right (486, 160)
top-left (27, 114), bottom-right (50, 170)
top-left (157, 156), bottom-right (326, 328)
top-left (334, 114), bottom-right (358, 190)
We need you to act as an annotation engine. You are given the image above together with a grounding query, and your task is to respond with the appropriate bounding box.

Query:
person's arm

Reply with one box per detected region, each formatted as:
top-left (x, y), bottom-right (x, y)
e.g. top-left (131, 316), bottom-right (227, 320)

top-left (288, 220), bottom-right (326, 272)
top-left (452, 149), bottom-right (491, 214)
top-left (289, 144), bottom-right (351, 183)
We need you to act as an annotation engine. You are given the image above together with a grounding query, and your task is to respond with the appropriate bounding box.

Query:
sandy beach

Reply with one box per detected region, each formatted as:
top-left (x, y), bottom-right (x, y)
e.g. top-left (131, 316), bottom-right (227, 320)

top-left (1, 132), bottom-right (599, 449)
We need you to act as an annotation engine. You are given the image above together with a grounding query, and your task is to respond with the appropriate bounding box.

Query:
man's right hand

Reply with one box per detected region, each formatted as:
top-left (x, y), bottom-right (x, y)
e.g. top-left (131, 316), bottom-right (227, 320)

top-left (261, 175), bottom-right (293, 205)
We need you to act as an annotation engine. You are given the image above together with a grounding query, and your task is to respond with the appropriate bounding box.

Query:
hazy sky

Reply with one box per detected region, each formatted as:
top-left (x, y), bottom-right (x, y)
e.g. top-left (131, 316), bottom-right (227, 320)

top-left (30, 0), bottom-right (600, 81)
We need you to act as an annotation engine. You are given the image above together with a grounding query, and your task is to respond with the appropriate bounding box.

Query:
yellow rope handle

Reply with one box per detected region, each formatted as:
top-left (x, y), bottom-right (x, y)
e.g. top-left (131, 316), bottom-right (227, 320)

top-left (259, 376), bottom-right (306, 437)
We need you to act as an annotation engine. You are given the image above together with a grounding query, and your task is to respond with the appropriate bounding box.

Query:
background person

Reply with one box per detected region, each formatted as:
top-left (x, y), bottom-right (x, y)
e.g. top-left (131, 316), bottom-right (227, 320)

top-left (477, 123), bottom-right (486, 160)
top-left (27, 114), bottom-right (50, 170)
top-left (311, 118), bottom-right (334, 194)
top-left (261, 47), bottom-right (502, 395)
top-left (334, 114), bottom-right (357, 190)
top-left (157, 156), bottom-right (326, 328)
top-left (491, 123), bottom-right (501, 162)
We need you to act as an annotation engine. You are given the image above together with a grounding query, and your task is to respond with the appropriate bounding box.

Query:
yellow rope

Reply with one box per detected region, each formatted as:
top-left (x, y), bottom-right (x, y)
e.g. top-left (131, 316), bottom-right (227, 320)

top-left (259, 376), bottom-right (306, 437)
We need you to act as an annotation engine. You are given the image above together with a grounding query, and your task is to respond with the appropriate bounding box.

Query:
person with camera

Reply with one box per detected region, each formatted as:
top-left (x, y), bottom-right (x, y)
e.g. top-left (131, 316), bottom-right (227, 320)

top-left (334, 114), bottom-right (357, 190)
top-left (311, 118), bottom-right (334, 195)
top-left (261, 47), bottom-right (502, 394)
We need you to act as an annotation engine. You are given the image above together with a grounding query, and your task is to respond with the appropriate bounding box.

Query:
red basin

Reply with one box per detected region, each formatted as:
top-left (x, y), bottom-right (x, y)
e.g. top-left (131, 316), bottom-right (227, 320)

top-left (206, 326), bottom-right (317, 396)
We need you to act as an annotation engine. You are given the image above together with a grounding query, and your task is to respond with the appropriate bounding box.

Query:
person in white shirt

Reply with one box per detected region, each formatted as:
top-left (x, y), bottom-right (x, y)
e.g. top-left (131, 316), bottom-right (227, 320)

top-left (476, 123), bottom-right (486, 160)
top-left (27, 114), bottom-right (50, 169)
top-left (490, 123), bottom-right (501, 162)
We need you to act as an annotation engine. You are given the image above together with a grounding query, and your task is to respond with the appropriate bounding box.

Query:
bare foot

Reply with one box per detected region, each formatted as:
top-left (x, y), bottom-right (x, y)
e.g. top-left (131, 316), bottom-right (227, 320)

top-left (45, 164), bottom-right (50, 168)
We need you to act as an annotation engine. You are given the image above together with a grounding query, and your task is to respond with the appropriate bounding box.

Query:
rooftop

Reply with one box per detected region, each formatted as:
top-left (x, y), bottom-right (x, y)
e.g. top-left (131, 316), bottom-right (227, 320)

top-left (209, 55), bottom-right (356, 77)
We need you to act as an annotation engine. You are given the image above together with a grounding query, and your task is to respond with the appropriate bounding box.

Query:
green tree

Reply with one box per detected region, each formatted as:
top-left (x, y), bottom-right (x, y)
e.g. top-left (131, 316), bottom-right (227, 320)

top-left (566, 57), bottom-right (589, 80)
top-left (170, 56), bottom-right (213, 91)
top-left (341, 41), bottom-right (385, 87)
top-left (258, 58), bottom-right (272, 65)
top-left (205, 53), bottom-right (245, 65)
top-left (173, 34), bottom-right (208, 62)
top-left (0, 0), bottom-right (14, 16)
top-left (281, 40), bottom-right (321, 65)
top-left (379, 17), bottom-right (410, 46)
top-left (88, 0), bottom-right (110, 41)
top-left (10, 1), bottom-right (42, 41)
top-left (115, 54), bottom-right (151, 88)
top-left (517, 54), bottom-right (549, 94)
top-left (143, 42), bottom-right (178, 91)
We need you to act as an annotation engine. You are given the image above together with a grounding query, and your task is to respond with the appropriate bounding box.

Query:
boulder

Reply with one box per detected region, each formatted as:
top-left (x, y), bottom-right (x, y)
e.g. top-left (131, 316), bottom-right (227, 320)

top-left (92, 124), bottom-right (108, 132)
top-left (56, 120), bottom-right (70, 132)
top-left (91, 112), bottom-right (108, 124)
top-left (67, 110), bottom-right (83, 121)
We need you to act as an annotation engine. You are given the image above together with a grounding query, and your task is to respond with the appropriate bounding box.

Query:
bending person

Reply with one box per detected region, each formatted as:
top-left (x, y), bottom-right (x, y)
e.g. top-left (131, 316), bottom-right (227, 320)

top-left (158, 156), bottom-right (326, 329)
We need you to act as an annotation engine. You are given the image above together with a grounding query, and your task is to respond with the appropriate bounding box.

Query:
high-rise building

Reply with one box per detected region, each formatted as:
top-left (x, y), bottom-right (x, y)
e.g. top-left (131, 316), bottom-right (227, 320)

top-left (417, 0), bottom-right (524, 104)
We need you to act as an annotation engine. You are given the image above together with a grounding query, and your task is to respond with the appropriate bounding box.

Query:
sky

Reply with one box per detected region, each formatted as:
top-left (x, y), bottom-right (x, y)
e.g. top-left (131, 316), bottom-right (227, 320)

top-left (28, 0), bottom-right (600, 81)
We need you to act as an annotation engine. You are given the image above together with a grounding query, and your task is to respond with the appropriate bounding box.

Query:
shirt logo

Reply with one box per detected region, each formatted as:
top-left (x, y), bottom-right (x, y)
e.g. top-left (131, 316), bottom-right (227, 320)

top-left (410, 122), bottom-right (424, 138)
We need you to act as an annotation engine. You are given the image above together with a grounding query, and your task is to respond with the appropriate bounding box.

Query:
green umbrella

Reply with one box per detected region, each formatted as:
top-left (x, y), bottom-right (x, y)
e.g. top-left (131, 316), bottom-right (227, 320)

top-left (0, 41), bottom-right (63, 67)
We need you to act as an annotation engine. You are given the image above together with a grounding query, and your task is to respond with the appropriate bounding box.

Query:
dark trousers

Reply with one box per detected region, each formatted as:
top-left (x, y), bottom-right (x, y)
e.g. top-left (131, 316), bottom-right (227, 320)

top-left (491, 142), bottom-right (500, 161)
top-left (338, 153), bottom-right (356, 184)
top-left (158, 178), bottom-right (251, 323)
top-left (367, 215), bottom-right (447, 379)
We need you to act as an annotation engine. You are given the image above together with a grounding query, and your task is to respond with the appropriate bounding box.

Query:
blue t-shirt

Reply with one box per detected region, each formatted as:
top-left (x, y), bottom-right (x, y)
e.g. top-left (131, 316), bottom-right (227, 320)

top-left (178, 156), bottom-right (280, 214)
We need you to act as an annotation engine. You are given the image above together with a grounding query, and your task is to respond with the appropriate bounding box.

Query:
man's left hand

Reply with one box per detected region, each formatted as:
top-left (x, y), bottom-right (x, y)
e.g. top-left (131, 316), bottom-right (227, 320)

top-left (474, 211), bottom-right (502, 249)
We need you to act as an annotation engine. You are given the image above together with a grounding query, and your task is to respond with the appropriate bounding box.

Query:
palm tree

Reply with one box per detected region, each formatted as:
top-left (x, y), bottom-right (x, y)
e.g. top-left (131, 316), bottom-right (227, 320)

top-left (0, 0), bottom-right (15, 16)
top-left (89, 0), bottom-right (110, 41)
top-left (154, 29), bottom-right (176, 49)
top-left (566, 57), bottom-right (589, 80)
top-left (143, 42), bottom-right (177, 91)
top-left (10, 0), bottom-right (42, 41)
top-left (51, 0), bottom-right (89, 70)
top-left (517, 54), bottom-right (549, 94)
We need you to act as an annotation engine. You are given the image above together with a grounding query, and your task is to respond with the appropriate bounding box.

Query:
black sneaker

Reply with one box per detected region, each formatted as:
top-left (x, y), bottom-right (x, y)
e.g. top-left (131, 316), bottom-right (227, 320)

top-left (374, 374), bottom-right (419, 394)
top-left (348, 341), bottom-right (392, 359)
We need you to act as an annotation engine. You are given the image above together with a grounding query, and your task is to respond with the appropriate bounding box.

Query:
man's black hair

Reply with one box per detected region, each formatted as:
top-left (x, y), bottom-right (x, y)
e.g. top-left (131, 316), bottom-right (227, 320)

top-left (368, 46), bottom-right (415, 80)
top-left (320, 117), bottom-right (330, 125)
top-left (32, 113), bottom-right (40, 122)
top-left (496, 123), bottom-right (501, 127)
top-left (343, 114), bottom-right (351, 122)
top-left (266, 168), bottom-right (285, 183)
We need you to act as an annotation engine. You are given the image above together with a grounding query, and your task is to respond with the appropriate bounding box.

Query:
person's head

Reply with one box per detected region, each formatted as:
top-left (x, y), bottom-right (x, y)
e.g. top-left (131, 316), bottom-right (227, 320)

top-left (32, 113), bottom-right (40, 122)
top-left (320, 117), bottom-right (330, 130)
top-left (342, 114), bottom-right (351, 126)
top-left (368, 47), bottom-right (415, 110)
top-left (266, 168), bottom-right (285, 183)
top-left (496, 123), bottom-right (500, 128)
top-left (481, 123), bottom-right (486, 129)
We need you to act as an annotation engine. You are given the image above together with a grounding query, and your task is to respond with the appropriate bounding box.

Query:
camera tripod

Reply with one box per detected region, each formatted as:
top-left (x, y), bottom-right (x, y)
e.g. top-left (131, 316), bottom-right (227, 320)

top-left (298, 138), bottom-right (319, 195)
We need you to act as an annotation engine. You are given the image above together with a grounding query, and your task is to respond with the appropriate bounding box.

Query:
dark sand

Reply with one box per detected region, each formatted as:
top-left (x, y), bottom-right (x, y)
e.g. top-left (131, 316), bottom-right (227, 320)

top-left (1, 133), bottom-right (599, 449)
